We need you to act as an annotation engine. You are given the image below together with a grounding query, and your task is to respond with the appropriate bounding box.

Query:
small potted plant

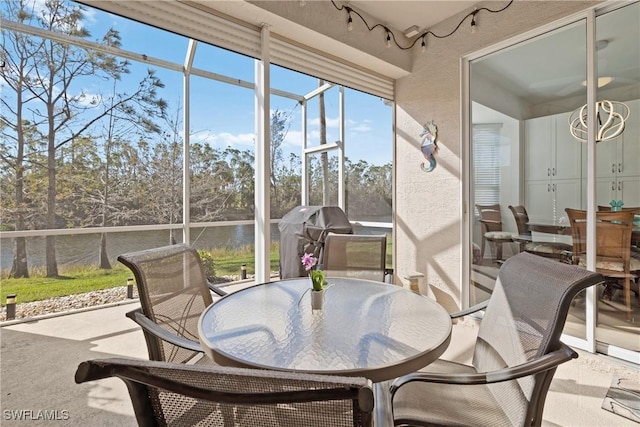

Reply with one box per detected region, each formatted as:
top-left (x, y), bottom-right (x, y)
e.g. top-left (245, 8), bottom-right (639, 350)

top-left (301, 253), bottom-right (327, 309)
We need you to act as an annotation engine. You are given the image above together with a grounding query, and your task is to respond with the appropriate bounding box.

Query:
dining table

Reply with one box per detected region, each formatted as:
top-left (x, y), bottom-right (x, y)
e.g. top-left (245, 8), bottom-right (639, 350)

top-left (198, 277), bottom-right (452, 425)
top-left (198, 277), bottom-right (452, 384)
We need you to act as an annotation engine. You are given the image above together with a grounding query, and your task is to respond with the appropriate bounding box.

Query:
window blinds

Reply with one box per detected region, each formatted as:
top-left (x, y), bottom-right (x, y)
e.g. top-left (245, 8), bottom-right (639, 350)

top-left (79, 0), bottom-right (394, 99)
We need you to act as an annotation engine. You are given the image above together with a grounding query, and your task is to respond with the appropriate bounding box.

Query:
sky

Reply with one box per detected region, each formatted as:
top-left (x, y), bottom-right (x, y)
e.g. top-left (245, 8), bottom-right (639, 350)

top-left (4, 0), bottom-right (393, 166)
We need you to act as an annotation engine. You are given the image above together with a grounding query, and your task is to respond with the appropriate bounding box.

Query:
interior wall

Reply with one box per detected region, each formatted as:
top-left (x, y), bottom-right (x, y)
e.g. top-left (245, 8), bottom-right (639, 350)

top-left (394, 0), bottom-right (599, 312)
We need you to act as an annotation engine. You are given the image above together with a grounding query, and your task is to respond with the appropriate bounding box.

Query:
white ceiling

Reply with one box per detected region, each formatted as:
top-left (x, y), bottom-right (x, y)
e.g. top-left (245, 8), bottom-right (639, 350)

top-left (349, 0), bottom-right (476, 35)
top-left (351, 1), bottom-right (639, 114)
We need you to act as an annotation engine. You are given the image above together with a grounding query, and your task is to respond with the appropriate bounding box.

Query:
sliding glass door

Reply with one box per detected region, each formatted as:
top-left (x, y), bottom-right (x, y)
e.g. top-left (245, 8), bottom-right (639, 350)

top-left (468, 2), bottom-right (639, 362)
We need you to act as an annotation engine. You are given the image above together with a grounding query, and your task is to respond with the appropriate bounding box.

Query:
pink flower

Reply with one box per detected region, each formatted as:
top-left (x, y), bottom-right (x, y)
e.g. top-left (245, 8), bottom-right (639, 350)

top-left (301, 253), bottom-right (318, 272)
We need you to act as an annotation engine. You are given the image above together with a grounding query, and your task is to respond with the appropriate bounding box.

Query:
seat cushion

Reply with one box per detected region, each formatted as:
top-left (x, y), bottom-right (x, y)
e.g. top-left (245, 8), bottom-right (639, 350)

top-left (484, 231), bottom-right (514, 240)
top-left (578, 257), bottom-right (640, 272)
top-left (524, 242), bottom-right (571, 255)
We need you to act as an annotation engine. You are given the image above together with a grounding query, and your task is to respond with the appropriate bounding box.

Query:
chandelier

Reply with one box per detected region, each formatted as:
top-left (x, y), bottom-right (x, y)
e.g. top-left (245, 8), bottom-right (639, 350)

top-left (568, 100), bottom-right (629, 142)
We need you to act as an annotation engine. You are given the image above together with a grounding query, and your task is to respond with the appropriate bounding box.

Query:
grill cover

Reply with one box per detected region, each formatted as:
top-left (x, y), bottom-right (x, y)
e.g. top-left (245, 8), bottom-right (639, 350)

top-left (278, 206), bottom-right (352, 279)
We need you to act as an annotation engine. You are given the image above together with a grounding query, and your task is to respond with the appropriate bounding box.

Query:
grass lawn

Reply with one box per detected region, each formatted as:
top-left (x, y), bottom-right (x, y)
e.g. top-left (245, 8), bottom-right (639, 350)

top-left (1, 244), bottom-right (281, 306)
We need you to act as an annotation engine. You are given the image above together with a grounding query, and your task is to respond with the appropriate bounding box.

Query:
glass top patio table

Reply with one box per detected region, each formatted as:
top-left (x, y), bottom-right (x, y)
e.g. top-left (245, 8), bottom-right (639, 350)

top-left (198, 277), bottom-right (452, 383)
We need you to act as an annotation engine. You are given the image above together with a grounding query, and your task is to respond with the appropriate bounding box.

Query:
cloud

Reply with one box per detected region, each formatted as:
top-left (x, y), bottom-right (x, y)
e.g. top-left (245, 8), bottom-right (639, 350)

top-left (192, 130), bottom-right (255, 148)
top-left (350, 122), bottom-right (372, 132)
top-left (308, 117), bottom-right (340, 128)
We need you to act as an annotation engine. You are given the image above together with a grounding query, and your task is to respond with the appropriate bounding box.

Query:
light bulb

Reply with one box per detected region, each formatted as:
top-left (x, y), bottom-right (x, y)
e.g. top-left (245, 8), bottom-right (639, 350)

top-left (471, 16), bottom-right (477, 34)
top-left (386, 32), bottom-right (391, 48)
top-left (347, 15), bottom-right (353, 31)
top-left (421, 38), bottom-right (426, 53)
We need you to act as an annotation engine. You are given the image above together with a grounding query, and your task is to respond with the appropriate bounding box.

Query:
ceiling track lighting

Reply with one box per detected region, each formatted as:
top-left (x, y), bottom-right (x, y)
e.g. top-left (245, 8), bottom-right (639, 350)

top-left (331, 0), bottom-right (513, 51)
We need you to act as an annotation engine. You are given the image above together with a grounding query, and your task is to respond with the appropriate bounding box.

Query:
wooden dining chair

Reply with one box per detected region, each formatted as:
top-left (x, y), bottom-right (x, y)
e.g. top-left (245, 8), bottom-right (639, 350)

top-left (75, 358), bottom-right (374, 427)
top-left (508, 205), bottom-right (572, 263)
top-left (476, 204), bottom-right (514, 262)
top-left (118, 244), bottom-right (227, 364)
top-left (565, 208), bottom-right (639, 318)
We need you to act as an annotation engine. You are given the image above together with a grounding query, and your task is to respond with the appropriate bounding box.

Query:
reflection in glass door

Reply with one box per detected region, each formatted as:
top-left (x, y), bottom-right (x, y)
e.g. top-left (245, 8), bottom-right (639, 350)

top-left (469, 2), bottom-right (640, 362)
top-left (592, 3), bottom-right (640, 354)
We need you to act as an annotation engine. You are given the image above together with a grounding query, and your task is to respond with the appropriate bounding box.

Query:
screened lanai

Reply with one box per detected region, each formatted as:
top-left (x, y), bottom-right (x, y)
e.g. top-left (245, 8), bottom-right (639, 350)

top-left (0, 0), bottom-right (394, 286)
top-left (2, 0), bottom-right (639, 368)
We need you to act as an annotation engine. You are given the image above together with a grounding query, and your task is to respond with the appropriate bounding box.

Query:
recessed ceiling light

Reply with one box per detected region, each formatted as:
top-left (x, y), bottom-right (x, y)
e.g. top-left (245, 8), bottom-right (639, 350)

top-left (581, 76), bottom-right (614, 87)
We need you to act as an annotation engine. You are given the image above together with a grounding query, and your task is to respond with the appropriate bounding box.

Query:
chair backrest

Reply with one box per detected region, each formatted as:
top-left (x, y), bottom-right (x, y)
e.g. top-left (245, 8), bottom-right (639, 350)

top-left (597, 205), bottom-right (640, 213)
top-left (476, 203), bottom-right (504, 233)
top-left (322, 233), bottom-right (387, 282)
top-left (118, 244), bottom-right (214, 363)
top-left (473, 252), bottom-right (603, 426)
top-left (75, 358), bottom-right (374, 427)
top-left (508, 205), bottom-right (530, 236)
top-left (565, 208), bottom-right (635, 270)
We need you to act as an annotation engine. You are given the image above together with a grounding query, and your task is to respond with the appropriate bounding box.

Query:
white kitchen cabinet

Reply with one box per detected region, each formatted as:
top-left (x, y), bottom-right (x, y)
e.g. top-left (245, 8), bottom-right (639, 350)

top-left (596, 99), bottom-right (640, 178)
top-left (595, 99), bottom-right (640, 207)
top-left (524, 112), bottom-right (584, 222)
top-left (525, 179), bottom-right (582, 222)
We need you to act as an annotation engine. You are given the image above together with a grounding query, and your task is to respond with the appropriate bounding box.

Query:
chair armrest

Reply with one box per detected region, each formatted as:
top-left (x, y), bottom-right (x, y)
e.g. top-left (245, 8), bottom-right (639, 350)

top-left (126, 308), bottom-right (204, 352)
top-left (389, 344), bottom-right (577, 396)
top-left (450, 300), bottom-right (489, 319)
top-left (207, 280), bottom-right (228, 296)
top-left (479, 219), bottom-right (501, 225)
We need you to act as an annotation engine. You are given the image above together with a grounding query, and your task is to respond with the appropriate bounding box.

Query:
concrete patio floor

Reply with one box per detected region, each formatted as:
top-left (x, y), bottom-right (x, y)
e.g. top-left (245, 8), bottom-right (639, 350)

top-left (1, 284), bottom-right (638, 426)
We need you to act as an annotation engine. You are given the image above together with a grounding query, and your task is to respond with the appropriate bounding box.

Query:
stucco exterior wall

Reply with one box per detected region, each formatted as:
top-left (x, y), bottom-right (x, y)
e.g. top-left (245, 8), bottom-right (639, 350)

top-left (394, 1), bottom-right (599, 311)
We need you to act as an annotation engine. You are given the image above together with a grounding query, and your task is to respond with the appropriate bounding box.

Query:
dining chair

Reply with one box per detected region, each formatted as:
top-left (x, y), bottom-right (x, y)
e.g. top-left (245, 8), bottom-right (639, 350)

top-left (508, 205), bottom-right (572, 263)
top-left (387, 252), bottom-right (603, 427)
top-left (476, 204), bottom-right (514, 262)
top-left (322, 233), bottom-right (391, 282)
top-left (565, 208), bottom-right (639, 318)
top-left (117, 244), bottom-right (227, 364)
top-left (75, 357), bottom-right (374, 427)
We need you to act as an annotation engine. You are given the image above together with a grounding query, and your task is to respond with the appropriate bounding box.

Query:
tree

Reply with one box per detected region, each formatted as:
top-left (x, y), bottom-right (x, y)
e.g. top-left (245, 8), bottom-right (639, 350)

top-left (318, 80), bottom-right (330, 204)
top-left (2, 0), bottom-right (166, 276)
top-left (0, 0), bottom-right (46, 277)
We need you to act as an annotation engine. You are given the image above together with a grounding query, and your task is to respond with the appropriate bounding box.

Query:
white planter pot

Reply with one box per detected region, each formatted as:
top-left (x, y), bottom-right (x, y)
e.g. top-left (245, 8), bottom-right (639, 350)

top-left (311, 289), bottom-right (324, 310)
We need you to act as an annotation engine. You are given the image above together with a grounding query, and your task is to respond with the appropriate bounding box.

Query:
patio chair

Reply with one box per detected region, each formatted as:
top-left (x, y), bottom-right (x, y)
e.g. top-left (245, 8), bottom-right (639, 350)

top-left (508, 205), bottom-right (572, 263)
top-left (322, 233), bottom-right (392, 282)
top-left (75, 357), bottom-right (374, 427)
top-left (387, 252), bottom-right (603, 427)
top-left (565, 208), bottom-right (639, 318)
top-left (117, 244), bottom-right (227, 364)
top-left (476, 204), bottom-right (514, 262)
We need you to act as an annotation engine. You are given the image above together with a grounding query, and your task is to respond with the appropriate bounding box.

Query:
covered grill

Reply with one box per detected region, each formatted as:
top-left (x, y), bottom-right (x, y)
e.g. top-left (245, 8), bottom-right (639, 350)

top-left (278, 206), bottom-right (352, 279)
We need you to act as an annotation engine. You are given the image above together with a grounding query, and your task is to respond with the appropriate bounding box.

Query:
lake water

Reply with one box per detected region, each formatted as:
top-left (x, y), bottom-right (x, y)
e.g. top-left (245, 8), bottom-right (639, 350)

top-left (0, 224), bottom-right (388, 271)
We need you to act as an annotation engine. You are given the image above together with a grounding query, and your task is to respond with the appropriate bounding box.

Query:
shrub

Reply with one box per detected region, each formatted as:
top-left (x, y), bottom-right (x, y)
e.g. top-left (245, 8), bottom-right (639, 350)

top-left (197, 250), bottom-right (216, 278)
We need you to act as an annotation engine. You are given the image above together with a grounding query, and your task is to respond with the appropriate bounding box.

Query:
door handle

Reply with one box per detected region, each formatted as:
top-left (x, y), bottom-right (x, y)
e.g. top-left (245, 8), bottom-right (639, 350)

top-left (612, 164), bottom-right (615, 174)
top-left (618, 181), bottom-right (622, 191)
top-left (552, 167), bottom-right (556, 176)
top-left (548, 184), bottom-right (551, 192)
top-left (547, 168), bottom-right (551, 177)
top-left (618, 163), bottom-right (622, 173)
top-left (612, 181), bottom-right (616, 191)
top-left (552, 184), bottom-right (556, 192)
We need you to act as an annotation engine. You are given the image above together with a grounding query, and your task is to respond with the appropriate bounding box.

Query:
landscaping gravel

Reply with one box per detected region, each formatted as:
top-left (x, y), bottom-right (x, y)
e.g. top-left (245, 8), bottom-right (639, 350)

top-left (0, 275), bottom-right (245, 322)
top-left (0, 286), bottom-right (138, 322)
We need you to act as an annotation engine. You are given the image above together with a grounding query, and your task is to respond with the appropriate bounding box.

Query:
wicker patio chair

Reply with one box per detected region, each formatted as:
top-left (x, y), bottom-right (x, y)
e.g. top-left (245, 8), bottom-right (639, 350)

top-left (388, 252), bottom-right (603, 426)
top-left (118, 244), bottom-right (227, 364)
top-left (75, 357), bottom-right (374, 427)
top-left (565, 208), bottom-right (639, 318)
top-left (476, 204), bottom-right (514, 262)
top-left (322, 233), bottom-right (392, 282)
